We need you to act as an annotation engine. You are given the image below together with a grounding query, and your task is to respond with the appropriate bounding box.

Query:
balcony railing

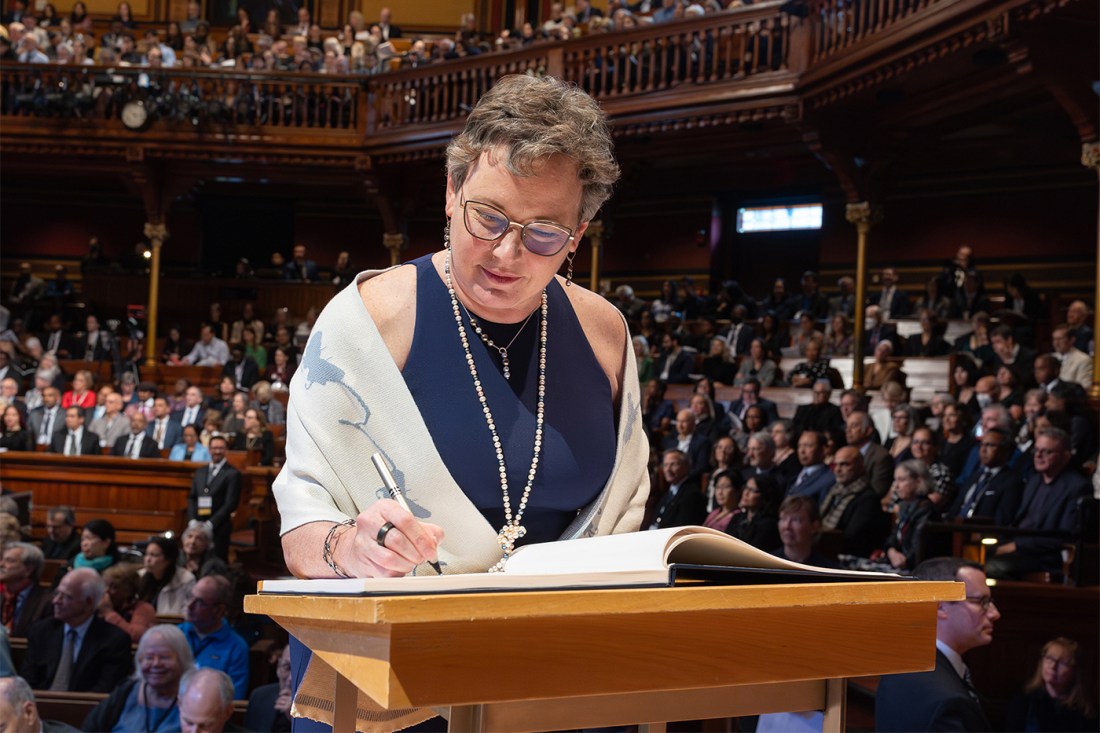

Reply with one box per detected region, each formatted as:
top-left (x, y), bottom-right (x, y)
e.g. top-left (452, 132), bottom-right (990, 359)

top-left (0, 0), bottom-right (1028, 157)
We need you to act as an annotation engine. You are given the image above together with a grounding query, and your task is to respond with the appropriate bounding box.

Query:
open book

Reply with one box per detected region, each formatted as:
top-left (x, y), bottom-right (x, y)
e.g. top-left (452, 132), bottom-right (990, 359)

top-left (260, 526), bottom-right (903, 596)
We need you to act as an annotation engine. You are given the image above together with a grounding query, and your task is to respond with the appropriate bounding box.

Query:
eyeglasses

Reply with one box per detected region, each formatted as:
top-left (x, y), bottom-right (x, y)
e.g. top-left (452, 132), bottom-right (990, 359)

top-left (461, 198), bottom-right (575, 257)
top-left (1034, 448), bottom-right (1061, 457)
top-left (961, 595), bottom-right (996, 611)
top-left (185, 595), bottom-right (222, 609)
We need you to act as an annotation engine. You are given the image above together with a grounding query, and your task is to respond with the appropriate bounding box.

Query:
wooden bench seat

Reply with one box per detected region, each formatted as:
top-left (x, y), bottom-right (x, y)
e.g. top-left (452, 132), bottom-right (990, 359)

top-left (30, 506), bottom-right (186, 545)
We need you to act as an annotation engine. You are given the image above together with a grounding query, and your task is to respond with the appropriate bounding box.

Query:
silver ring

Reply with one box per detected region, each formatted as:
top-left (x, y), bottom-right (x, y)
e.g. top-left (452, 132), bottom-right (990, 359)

top-left (376, 521), bottom-right (395, 548)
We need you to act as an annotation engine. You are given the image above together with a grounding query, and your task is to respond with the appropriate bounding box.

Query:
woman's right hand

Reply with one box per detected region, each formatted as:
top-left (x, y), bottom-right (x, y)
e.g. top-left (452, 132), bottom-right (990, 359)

top-left (337, 499), bottom-right (445, 578)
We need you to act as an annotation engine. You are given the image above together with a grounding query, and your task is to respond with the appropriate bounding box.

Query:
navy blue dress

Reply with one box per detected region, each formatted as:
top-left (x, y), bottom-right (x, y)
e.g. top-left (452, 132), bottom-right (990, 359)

top-left (402, 254), bottom-right (615, 546)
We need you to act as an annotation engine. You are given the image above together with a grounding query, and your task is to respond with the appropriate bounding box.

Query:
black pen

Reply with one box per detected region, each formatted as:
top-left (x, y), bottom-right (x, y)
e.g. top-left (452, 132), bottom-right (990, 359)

top-left (370, 452), bottom-right (443, 575)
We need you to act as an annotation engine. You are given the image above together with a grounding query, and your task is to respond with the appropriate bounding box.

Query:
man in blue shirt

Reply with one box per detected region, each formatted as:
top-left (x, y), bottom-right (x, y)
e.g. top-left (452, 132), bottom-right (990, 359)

top-left (179, 575), bottom-right (250, 699)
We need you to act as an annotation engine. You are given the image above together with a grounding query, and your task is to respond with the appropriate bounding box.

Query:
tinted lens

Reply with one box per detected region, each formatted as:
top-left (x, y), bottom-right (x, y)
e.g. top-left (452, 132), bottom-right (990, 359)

top-left (523, 223), bottom-right (571, 255)
top-left (465, 201), bottom-right (508, 239)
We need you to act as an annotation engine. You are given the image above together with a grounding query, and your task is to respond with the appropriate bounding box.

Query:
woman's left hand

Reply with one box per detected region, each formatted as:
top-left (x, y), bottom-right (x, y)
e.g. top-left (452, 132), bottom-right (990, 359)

top-left (886, 548), bottom-right (907, 569)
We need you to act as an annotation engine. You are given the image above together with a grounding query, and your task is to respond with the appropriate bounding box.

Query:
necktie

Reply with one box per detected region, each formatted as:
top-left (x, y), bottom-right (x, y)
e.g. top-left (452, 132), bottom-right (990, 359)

top-left (50, 629), bottom-right (77, 691)
top-left (125, 435), bottom-right (136, 458)
top-left (795, 469), bottom-right (808, 486)
top-left (66, 432), bottom-right (76, 456)
top-left (960, 469), bottom-right (991, 519)
top-left (155, 420), bottom-right (164, 446)
top-left (962, 667), bottom-right (980, 703)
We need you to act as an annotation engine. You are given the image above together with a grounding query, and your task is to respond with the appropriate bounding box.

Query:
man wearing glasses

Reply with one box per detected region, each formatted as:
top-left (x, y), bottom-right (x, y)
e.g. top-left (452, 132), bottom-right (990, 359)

top-left (985, 427), bottom-right (1091, 580)
top-left (178, 576), bottom-right (249, 699)
top-left (876, 557), bottom-right (1000, 732)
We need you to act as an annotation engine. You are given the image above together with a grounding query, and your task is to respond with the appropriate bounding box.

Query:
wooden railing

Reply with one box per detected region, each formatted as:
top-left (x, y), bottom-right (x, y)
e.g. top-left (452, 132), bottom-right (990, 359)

top-left (0, 0), bottom-right (1036, 152)
top-left (0, 65), bottom-right (370, 140)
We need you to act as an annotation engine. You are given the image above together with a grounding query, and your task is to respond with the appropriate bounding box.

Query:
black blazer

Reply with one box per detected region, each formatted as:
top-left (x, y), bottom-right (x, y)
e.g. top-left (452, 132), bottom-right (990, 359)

top-left (22, 616), bottom-right (133, 692)
top-left (48, 430), bottom-right (101, 456)
top-left (222, 358), bottom-right (261, 390)
top-left (651, 478), bottom-right (706, 530)
top-left (10, 584), bottom-right (54, 637)
top-left (655, 350), bottom-right (695, 384)
top-left (949, 466), bottom-right (1024, 524)
top-left (111, 432), bottom-right (160, 458)
top-left (660, 431), bottom-right (711, 482)
top-left (876, 650), bottom-right (990, 732)
top-left (189, 462), bottom-right (243, 556)
top-left (245, 682), bottom-right (292, 733)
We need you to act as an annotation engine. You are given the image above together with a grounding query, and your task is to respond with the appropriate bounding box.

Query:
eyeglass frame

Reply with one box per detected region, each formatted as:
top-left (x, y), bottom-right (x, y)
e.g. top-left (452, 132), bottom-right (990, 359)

top-left (459, 196), bottom-right (577, 257)
top-left (959, 594), bottom-right (996, 611)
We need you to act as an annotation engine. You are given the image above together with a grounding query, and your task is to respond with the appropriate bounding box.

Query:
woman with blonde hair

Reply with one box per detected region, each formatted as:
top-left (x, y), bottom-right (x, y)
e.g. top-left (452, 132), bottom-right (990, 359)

top-left (1007, 637), bottom-right (1098, 731)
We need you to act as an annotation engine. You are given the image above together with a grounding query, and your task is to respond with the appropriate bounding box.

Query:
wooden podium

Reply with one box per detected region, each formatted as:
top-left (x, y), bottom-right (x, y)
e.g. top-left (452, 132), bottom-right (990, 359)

top-left (245, 580), bottom-right (962, 732)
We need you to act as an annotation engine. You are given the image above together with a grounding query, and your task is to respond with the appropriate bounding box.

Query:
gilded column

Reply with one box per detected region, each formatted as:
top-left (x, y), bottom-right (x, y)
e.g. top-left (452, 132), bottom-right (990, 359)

top-left (383, 232), bottom-right (407, 267)
top-left (586, 220), bottom-right (604, 292)
top-left (143, 222), bottom-right (168, 368)
top-left (1082, 142), bottom-right (1100, 400)
top-left (845, 202), bottom-right (881, 391)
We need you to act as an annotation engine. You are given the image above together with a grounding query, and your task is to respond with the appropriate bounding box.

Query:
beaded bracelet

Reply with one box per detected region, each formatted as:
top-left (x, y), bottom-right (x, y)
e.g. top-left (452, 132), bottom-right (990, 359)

top-left (322, 518), bottom-right (356, 578)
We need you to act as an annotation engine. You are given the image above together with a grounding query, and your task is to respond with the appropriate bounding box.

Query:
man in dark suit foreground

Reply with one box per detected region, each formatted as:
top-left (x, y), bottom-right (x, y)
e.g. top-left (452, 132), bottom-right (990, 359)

top-left (21, 568), bottom-right (132, 692)
top-left (188, 435), bottom-right (242, 560)
top-left (1, 543), bottom-right (54, 637)
top-left (876, 558), bottom-right (1000, 732)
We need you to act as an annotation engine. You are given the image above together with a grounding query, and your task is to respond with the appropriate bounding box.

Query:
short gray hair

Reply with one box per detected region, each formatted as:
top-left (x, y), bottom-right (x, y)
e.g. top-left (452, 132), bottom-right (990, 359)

top-left (136, 625), bottom-right (195, 683)
top-left (446, 74), bottom-right (620, 223)
top-left (749, 431), bottom-right (775, 452)
top-left (6, 542), bottom-right (43, 581)
top-left (0, 675), bottom-right (35, 708)
top-left (67, 567), bottom-right (105, 603)
top-left (179, 667), bottom-right (235, 708)
top-left (896, 459), bottom-right (932, 497)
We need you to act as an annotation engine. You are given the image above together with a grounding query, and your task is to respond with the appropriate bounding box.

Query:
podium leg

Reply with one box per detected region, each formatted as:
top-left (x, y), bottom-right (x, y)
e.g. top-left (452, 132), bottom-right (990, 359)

top-left (448, 705), bottom-right (485, 732)
top-left (334, 671), bottom-right (358, 732)
top-left (822, 678), bottom-right (847, 732)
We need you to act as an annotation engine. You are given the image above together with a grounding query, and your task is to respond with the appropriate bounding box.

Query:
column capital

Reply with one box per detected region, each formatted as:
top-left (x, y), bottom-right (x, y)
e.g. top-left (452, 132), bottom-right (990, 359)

top-left (1081, 141), bottom-right (1100, 173)
top-left (143, 222), bottom-right (169, 242)
top-left (382, 232), bottom-right (407, 252)
top-left (844, 201), bottom-right (882, 227)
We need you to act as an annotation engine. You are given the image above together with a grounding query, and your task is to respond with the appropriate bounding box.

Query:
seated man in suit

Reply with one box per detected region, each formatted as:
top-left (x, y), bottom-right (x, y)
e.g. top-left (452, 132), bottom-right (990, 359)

top-left (21, 568), bottom-right (132, 692)
top-left (726, 378), bottom-right (779, 426)
top-left (876, 557), bottom-right (999, 732)
top-left (188, 435), bottom-right (242, 561)
top-left (245, 645), bottom-right (292, 733)
top-left (0, 542), bottom-right (53, 637)
top-left (179, 576), bottom-right (249, 699)
top-left (949, 427), bottom-right (1024, 524)
top-left (648, 450), bottom-right (706, 530)
top-left (176, 385), bottom-right (210, 429)
top-left (27, 386), bottom-right (64, 447)
top-left (844, 411), bottom-right (894, 498)
top-left (862, 305), bottom-right (899, 355)
top-left (112, 412), bottom-right (160, 458)
top-left (742, 431), bottom-right (778, 484)
top-left (791, 380), bottom-right (843, 439)
top-left (654, 332), bottom-right (695, 385)
top-left (1049, 324), bottom-right (1092, 390)
top-left (48, 406), bottom-right (100, 456)
top-left (89, 391), bottom-right (129, 449)
top-left (147, 396), bottom-right (183, 451)
top-left (661, 409), bottom-right (711, 483)
top-left (819, 447), bottom-right (890, 557)
top-left (785, 430), bottom-right (836, 505)
top-left (41, 506), bottom-right (80, 561)
top-left (985, 428), bottom-right (1091, 580)
top-left (989, 325), bottom-right (1037, 385)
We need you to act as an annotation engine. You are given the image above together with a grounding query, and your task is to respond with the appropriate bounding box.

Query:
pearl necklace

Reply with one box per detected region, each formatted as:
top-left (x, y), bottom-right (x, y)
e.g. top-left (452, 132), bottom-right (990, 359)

top-left (458, 300), bottom-right (538, 381)
top-left (445, 251), bottom-right (547, 571)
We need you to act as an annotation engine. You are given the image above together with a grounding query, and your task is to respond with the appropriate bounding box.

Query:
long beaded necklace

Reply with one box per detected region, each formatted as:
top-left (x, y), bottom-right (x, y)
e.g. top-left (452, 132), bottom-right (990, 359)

top-left (445, 250), bottom-right (547, 571)
top-left (458, 300), bottom-right (538, 381)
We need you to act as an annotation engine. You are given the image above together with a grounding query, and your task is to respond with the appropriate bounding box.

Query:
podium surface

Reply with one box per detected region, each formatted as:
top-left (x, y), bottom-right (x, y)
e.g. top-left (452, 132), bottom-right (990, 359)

top-left (245, 580), bottom-right (961, 732)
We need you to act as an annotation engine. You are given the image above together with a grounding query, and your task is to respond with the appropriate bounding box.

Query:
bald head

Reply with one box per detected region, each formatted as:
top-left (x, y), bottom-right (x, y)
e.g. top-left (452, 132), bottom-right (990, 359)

top-left (833, 446), bottom-right (864, 485)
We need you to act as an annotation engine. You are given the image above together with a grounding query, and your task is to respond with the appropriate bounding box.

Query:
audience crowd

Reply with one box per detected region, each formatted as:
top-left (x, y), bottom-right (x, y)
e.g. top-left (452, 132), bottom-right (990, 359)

top-left (2, 0), bottom-right (748, 75)
top-left (0, 240), bottom-right (1096, 730)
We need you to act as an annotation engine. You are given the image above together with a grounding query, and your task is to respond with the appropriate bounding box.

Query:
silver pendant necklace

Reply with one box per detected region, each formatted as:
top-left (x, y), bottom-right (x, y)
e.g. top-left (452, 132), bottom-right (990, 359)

top-left (457, 300), bottom-right (538, 381)
top-left (445, 250), bottom-right (547, 571)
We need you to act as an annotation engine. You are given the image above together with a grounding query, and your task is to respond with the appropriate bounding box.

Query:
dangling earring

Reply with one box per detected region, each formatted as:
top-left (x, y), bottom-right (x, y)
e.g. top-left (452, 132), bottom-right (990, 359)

top-left (564, 251), bottom-right (575, 287)
top-left (443, 222), bottom-right (450, 249)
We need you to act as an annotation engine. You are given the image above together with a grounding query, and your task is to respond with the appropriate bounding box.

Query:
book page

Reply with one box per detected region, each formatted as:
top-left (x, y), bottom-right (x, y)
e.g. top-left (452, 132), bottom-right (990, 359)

top-left (503, 527), bottom-right (686, 575)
